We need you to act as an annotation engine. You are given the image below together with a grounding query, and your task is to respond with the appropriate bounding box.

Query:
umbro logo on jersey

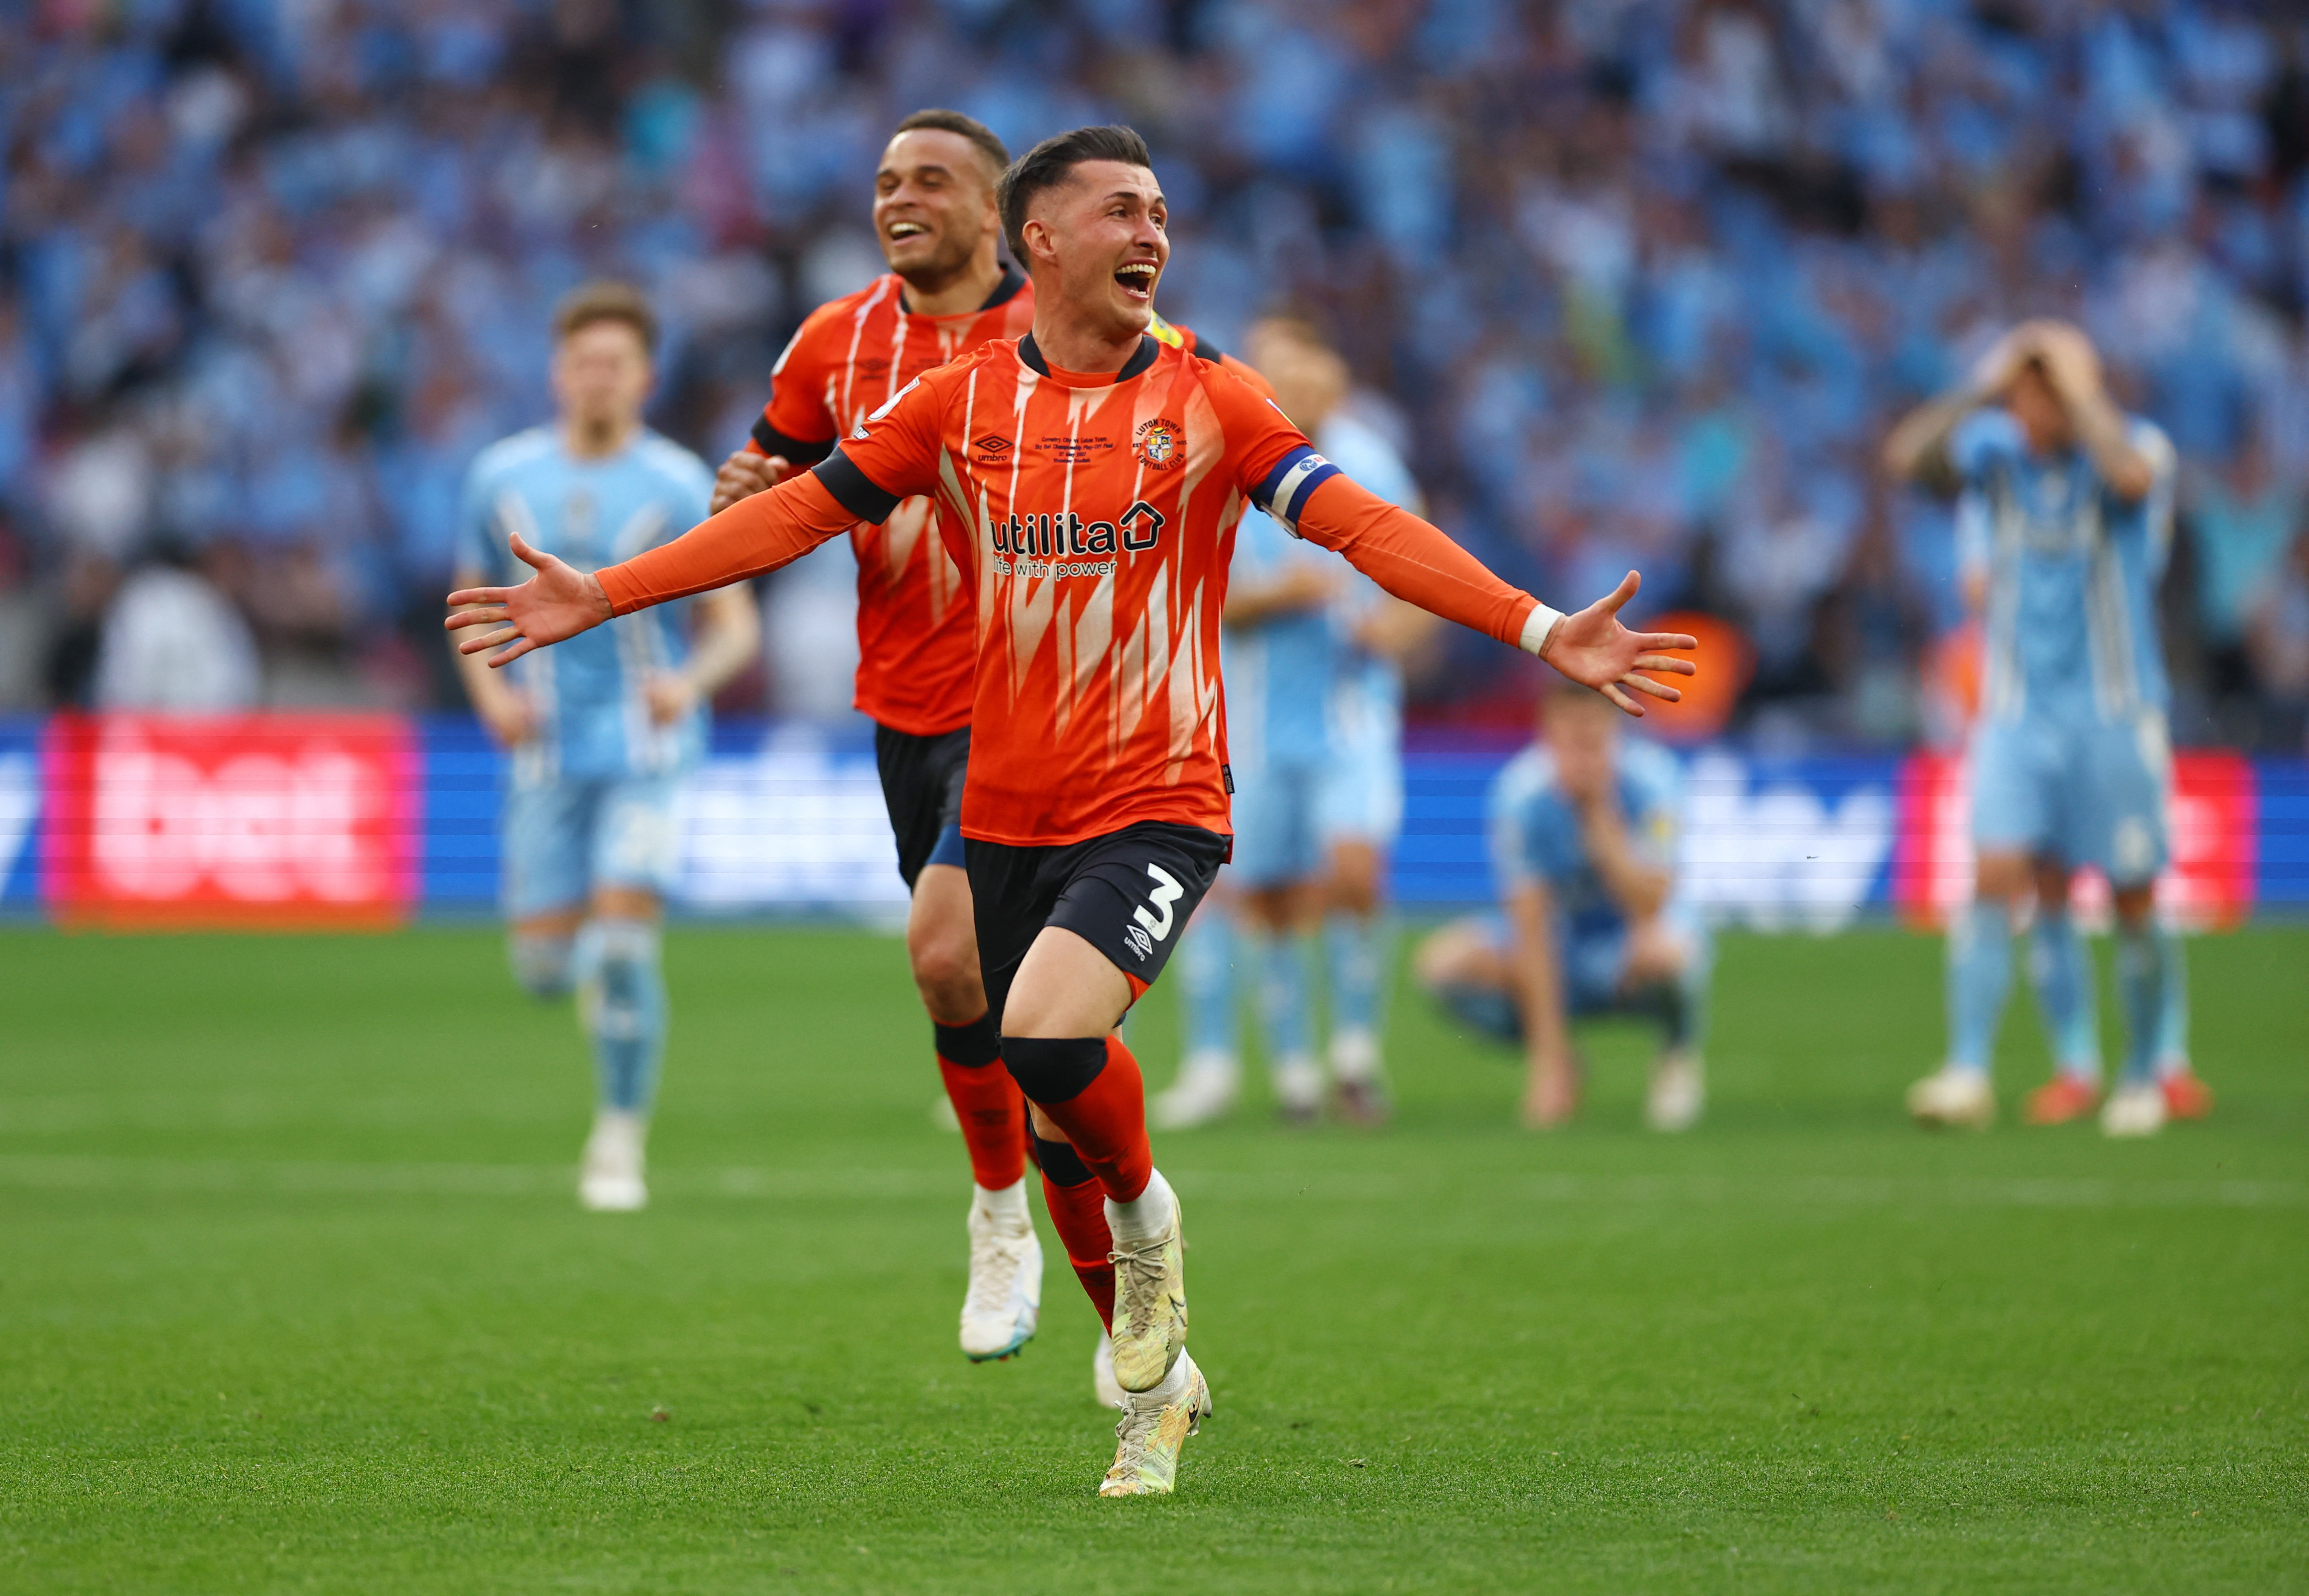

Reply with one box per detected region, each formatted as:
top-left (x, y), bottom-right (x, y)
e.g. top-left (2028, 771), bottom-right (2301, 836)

top-left (1134, 417), bottom-right (1183, 470)
top-left (972, 434), bottom-right (1012, 464)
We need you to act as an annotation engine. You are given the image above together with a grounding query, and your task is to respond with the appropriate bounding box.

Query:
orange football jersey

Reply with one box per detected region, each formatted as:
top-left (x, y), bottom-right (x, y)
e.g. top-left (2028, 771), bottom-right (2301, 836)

top-left (602, 335), bottom-right (1541, 849)
top-left (753, 268), bottom-right (1034, 736)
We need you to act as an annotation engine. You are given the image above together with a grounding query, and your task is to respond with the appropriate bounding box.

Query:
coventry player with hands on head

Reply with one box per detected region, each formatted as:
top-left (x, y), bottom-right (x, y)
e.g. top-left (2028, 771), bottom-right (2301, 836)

top-left (1413, 676), bottom-right (1709, 1132)
top-left (1160, 313), bottom-right (1438, 1129)
top-left (451, 281), bottom-right (759, 1210)
top-left (449, 125), bottom-right (1695, 1497)
top-left (1886, 318), bottom-right (2213, 1137)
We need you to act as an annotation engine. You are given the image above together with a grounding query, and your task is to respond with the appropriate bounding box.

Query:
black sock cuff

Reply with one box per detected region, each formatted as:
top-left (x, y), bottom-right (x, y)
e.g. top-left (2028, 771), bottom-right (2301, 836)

top-left (933, 1012), bottom-right (1001, 1068)
top-left (1001, 1035), bottom-right (1107, 1103)
top-left (1033, 1133), bottom-right (1094, 1188)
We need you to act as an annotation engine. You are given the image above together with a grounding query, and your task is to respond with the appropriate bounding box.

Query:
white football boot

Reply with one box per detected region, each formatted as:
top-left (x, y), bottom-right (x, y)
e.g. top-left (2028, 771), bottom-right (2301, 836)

top-left (1092, 1332), bottom-right (1126, 1409)
top-left (1152, 1051), bottom-right (1239, 1130)
top-left (1906, 1066), bottom-right (1995, 1129)
top-left (1099, 1350), bottom-right (1212, 1497)
top-left (2100, 1080), bottom-right (2168, 1139)
top-left (959, 1193), bottom-right (1042, 1361)
top-left (1646, 1046), bottom-right (1706, 1132)
top-left (578, 1108), bottom-right (649, 1211)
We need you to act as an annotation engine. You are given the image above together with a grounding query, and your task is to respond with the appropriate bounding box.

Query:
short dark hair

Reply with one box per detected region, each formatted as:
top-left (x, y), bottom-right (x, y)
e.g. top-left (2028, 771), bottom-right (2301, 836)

top-left (997, 125), bottom-right (1154, 264)
top-left (552, 280), bottom-right (656, 350)
top-left (892, 108), bottom-right (1010, 183)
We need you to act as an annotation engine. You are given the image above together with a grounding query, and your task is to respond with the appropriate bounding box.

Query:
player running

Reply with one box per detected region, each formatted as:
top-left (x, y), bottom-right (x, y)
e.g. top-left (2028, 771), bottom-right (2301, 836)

top-left (704, 109), bottom-right (1260, 1373)
top-left (451, 281), bottom-right (759, 1210)
top-left (1410, 677), bottom-right (1710, 1130)
top-left (1160, 313), bottom-right (1435, 1128)
top-left (706, 110), bottom-right (1046, 1366)
top-left (447, 125), bottom-right (1695, 1495)
top-left (1886, 320), bottom-right (2212, 1137)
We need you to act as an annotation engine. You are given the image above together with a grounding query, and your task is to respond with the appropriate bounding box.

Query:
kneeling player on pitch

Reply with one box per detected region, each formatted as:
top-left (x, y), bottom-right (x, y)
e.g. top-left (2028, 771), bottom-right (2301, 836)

top-left (1414, 677), bottom-right (1709, 1131)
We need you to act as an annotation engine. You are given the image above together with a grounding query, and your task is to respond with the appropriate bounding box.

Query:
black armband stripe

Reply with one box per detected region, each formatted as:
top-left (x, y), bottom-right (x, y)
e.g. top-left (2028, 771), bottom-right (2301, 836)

top-left (751, 416), bottom-right (836, 467)
top-left (812, 448), bottom-right (902, 525)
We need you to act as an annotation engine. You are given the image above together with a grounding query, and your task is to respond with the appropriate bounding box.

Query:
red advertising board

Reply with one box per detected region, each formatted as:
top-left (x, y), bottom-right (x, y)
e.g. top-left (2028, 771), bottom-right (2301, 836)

top-left (41, 715), bottom-right (418, 927)
top-left (1893, 750), bottom-right (2256, 930)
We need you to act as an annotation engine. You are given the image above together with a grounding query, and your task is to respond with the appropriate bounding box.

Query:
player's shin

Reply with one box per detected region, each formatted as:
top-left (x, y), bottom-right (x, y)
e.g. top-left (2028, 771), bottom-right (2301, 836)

top-left (2026, 910), bottom-right (2102, 1083)
top-left (2153, 926), bottom-right (2191, 1074)
top-left (508, 932), bottom-right (576, 1000)
top-left (1251, 928), bottom-right (1321, 1115)
top-left (1002, 1035), bottom-right (1153, 1202)
top-left (1946, 901), bottom-right (2013, 1075)
top-left (934, 1013), bottom-right (1027, 1193)
top-left (1035, 1132), bottom-right (1117, 1329)
top-left (576, 918), bottom-right (666, 1113)
top-left (1325, 911), bottom-right (1392, 1085)
top-left (2114, 920), bottom-right (2175, 1087)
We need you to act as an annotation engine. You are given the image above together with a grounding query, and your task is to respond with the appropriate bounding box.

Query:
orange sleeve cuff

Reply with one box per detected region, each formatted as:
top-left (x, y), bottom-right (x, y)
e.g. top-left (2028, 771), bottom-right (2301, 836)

top-left (1293, 474), bottom-right (1536, 650)
top-left (598, 472), bottom-right (856, 615)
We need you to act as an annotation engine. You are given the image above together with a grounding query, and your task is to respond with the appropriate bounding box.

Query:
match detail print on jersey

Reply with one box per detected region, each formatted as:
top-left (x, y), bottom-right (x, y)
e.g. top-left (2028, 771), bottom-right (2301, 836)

top-left (597, 334), bottom-right (1543, 850)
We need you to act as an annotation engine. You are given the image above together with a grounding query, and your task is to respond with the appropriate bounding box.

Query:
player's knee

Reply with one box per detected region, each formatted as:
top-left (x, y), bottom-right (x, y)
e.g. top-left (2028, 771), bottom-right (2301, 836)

top-left (907, 930), bottom-right (981, 1016)
top-left (509, 933), bottom-right (576, 1000)
top-left (2110, 884), bottom-right (2156, 929)
top-left (1412, 921), bottom-right (1483, 991)
top-left (1002, 1035), bottom-right (1107, 1104)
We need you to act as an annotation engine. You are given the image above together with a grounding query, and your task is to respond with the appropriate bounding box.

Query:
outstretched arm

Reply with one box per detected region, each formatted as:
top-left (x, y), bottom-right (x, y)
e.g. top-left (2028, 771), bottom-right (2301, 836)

top-left (1290, 472), bottom-right (1697, 716)
top-left (445, 471), bottom-right (858, 667)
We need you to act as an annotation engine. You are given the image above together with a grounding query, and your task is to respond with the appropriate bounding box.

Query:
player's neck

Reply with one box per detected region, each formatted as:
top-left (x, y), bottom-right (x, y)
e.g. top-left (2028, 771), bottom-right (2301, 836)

top-left (562, 415), bottom-right (640, 461)
top-left (1030, 304), bottom-right (1147, 376)
top-left (897, 250), bottom-right (1008, 319)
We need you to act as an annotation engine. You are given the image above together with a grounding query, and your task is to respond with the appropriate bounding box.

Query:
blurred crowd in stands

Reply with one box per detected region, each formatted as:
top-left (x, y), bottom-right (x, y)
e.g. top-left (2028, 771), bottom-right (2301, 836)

top-left (3, 0), bottom-right (2309, 750)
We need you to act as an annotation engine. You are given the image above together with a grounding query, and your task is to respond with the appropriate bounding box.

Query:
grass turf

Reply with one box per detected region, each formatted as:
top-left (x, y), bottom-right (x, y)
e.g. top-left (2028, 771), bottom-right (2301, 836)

top-left (0, 923), bottom-right (2302, 1593)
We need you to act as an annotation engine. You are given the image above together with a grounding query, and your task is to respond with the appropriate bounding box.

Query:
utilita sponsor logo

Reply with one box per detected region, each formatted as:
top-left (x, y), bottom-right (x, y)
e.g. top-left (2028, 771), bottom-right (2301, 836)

top-left (42, 715), bottom-right (416, 925)
top-left (990, 502), bottom-right (1165, 576)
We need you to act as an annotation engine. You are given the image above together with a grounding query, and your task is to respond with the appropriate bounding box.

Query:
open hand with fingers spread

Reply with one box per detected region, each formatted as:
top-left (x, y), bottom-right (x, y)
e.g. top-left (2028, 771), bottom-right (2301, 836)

top-left (445, 531), bottom-right (614, 667)
top-left (1536, 571), bottom-right (1698, 716)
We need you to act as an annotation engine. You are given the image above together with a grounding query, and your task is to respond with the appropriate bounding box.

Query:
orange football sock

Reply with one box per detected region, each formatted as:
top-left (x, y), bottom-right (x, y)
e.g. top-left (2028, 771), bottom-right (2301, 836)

top-left (1038, 1160), bottom-right (1117, 1330)
top-left (1012, 1035), bottom-right (1152, 1204)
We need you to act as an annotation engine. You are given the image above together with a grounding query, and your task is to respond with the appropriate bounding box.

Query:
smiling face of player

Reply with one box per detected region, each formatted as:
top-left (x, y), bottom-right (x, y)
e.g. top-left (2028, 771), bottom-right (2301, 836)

top-left (874, 128), bottom-right (1002, 301)
top-left (551, 317), bottom-right (652, 459)
top-left (1021, 159), bottom-right (1168, 355)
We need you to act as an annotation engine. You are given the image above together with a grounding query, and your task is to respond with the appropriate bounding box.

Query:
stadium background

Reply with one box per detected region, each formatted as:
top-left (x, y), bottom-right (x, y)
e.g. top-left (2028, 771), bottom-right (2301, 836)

top-left (5, 6), bottom-right (2308, 1589)
top-left (1, 0), bottom-right (2307, 922)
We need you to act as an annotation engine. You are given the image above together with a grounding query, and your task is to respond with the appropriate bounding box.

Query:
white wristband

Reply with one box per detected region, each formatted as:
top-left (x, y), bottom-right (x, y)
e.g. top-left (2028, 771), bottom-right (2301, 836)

top-left (1519, 602), bottom-right (1566, 658)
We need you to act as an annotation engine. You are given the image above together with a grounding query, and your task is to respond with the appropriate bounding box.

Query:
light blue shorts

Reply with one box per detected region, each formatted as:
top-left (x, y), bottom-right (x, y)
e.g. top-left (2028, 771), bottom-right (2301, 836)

top-left (1969, 711), bottom-right (2170, 887)
top-left (1228, 724), bottom-right (1403, 890)
top-left (503, 774), bottom-right (683, 919)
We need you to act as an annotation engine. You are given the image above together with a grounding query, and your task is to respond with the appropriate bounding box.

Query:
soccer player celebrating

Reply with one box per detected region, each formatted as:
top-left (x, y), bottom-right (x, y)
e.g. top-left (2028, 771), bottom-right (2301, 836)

top-left (705, 110), bottom-right (1048, 1366)
top-left (1161, 313), bottom-right (1437, 1128)
top-left (448, 126), bottom-right (1695, 1495)
top-left (451, 282), bottom-right (759, 1210)
top-left (1411, 678), bottom-right (1710, 1131)
top-left (1886, 320), bottom-right (2212, 1137)
top-left (707, 110), bottom-right (1263, 1377)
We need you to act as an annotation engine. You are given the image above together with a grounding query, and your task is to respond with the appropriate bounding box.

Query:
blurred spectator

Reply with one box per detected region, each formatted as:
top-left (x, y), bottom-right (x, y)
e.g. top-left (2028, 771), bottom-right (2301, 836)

top-left (92, 541), bottom-right (259, 712)
top-left (0, 1), bottom-right (2307, 744)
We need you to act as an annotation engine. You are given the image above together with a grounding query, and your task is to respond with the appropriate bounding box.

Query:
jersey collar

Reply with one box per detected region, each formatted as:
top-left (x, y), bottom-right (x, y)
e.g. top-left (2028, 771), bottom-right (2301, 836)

top-left (895, 263), bottom-right (1028, 319)
top-left (1016, 331), bottom-right (1161, 385)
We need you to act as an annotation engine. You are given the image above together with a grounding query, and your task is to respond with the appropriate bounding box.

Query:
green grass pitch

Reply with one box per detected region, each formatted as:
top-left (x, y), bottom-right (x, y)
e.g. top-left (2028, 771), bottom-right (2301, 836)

top-left (1, 922), bottom-right (2303, 1593)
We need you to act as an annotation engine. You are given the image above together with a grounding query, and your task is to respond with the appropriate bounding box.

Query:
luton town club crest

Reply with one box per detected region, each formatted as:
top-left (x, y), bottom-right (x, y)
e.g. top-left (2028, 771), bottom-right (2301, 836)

top-left (1134, 417), bottom-right (1183, 469)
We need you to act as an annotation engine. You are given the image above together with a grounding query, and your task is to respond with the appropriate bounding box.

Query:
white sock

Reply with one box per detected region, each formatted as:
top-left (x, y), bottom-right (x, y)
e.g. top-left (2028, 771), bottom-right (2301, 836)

top-left (1329, 1027), bottom-right (1381, 1085)
top-left (1132, 1347), bottom-right (1194, 1406)
top-left (1106, 1167), bottom-right (1176, 1246)
top-left (973, 1178), bottom-right (1031, 1231)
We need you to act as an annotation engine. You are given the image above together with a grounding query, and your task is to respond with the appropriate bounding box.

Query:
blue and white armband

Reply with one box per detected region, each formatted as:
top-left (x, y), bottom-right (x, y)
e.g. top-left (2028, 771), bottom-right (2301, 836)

top-left (1251, 445), bottom-right (1341, 537)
